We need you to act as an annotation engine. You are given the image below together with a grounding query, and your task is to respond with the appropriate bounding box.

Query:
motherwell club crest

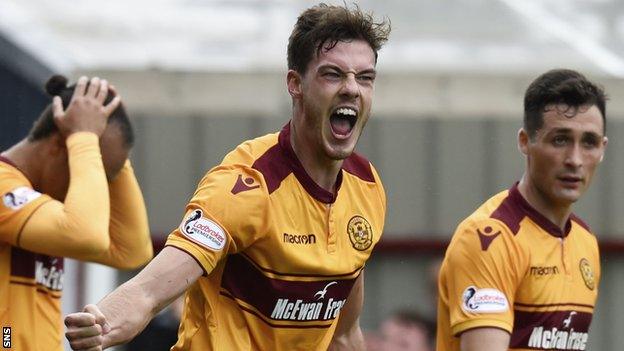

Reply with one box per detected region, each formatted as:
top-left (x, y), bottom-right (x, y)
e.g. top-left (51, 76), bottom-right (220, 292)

top-left (347, 216), bottom-right (373, 251)
top-left (579, 258), bottom-right (595, 290)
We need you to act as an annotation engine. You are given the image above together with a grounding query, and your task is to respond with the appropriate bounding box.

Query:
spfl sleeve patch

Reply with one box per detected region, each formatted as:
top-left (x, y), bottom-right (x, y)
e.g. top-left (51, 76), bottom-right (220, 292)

top-left (2, 186), bottom-right (42, 211)
top-left (461, 286), bottom-right (509, 313)
top-left (179, 209), bottom-right (227, 251)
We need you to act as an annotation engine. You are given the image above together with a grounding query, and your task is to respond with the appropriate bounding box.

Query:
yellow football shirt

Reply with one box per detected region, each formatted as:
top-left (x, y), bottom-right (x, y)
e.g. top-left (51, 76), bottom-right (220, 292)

top-left (437, 183), bottom-right (599, 351)
top-left (166, 122), bottom-right (386, 350)
top-left (0, 156), bottom-right (58, 351)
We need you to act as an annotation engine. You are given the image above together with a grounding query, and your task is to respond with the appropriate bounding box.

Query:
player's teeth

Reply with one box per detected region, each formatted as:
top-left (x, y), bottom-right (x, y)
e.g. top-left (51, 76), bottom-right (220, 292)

top-left (336, 108), bottom-right (356, 116)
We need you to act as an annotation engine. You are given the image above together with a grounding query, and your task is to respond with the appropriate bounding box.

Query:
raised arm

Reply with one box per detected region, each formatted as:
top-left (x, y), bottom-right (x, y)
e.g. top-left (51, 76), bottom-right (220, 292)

top-left (65, 246), bottom-right (203, 350)
top-left (328, 271), bottom-right (365, 350)
top-left (84, 160), bottom-right (153, 269)
top-left (16, 77), bottom-right (122, 258)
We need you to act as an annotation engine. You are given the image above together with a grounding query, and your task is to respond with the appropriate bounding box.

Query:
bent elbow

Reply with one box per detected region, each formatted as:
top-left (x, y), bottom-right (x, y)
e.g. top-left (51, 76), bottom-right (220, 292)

top-left (113, 255), bottom-right (153, 270)
top-left (110, 247), bottom-right (154, 270)
top-left (125, 232), bottom-right (155, 268)
top-left (76, 228), bottom-right (111, 256)
top-left (137, 245), bottom-right (155, 266)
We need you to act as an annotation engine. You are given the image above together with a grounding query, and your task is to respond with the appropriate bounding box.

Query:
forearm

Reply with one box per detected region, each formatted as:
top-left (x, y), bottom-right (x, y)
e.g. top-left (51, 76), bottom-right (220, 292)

top-left (90, 161), bottom-right (153, 268)
top-left (64, 132), bottom-right (109, 223)
top-left (329, 272), bottom-right (365, 350)
top-left (66, 248), bottom-right (202, 350)
top-left (19, 133), bottom-right (111, 256)
top-left (100, 247), bottom-right (202, 347)
top-left (97, 279), bottom-right (156, 347)
top-left (328, 324), bottom-right (365, 350)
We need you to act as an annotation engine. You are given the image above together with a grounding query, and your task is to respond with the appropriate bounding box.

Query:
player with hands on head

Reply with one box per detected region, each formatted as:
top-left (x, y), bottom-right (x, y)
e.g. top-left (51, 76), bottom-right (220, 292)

top-left (0, 75), bottom-right (153, 351)
top-left (52, 76), bottom-right (120, 137)
top-left (65, 3), bottom-right (390, 351)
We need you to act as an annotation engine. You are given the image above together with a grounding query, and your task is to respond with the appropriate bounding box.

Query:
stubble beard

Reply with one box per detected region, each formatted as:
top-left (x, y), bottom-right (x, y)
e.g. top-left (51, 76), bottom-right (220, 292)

top-left (535, 176), bottom-right (578, 209)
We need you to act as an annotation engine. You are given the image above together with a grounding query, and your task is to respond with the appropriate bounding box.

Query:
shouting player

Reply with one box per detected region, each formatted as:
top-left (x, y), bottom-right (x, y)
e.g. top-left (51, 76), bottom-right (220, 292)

top-left (65, 3), bottom-right (390, 350)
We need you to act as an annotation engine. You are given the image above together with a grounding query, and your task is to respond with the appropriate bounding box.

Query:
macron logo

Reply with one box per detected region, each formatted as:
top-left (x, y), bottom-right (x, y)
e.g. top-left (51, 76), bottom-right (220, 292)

top-left (477, 226), bottom-right (501, 251)
top-left (231, 174), bottom-right (260, 195)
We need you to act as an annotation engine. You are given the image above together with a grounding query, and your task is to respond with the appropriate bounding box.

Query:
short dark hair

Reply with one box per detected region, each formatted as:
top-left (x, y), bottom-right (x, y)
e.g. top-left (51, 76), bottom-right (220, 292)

top-left (524, 69), bottom-right (607, 138)
top-left (287, 3), bottom-right (391, 74)
top-left (28, 75), bottom-right (134, 148)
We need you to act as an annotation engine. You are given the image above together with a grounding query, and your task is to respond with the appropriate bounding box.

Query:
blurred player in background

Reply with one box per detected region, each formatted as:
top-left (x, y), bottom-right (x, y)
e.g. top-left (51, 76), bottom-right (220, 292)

top-left (0, 75), bottom-right (153, 350)
top-left (437, 69), bottom-right (607, 351)
top-left (367, 309), bottom-right (435, 351)
top-left (65, 3), bottom-right (390, 351)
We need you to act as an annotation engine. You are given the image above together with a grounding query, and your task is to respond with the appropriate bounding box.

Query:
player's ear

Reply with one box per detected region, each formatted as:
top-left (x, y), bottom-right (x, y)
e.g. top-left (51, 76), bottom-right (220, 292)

top-left (518, 128), bottom-right (529, 156)
top-left (599, 136), bottom-right (608, 163)
top-left (287, 70), bottom-right (303, 98)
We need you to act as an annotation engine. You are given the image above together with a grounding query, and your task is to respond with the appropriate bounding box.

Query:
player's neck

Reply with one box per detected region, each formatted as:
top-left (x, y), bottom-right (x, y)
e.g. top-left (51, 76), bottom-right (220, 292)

top-left (290, 123), bottom-right (342, 194)
top-left (517, 176), bottom-right (572, 232)
top-left (1, 138), bottom-right (47, 190)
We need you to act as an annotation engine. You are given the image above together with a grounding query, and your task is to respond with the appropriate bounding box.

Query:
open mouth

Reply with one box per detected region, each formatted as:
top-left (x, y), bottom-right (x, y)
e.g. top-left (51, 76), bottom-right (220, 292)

top-left (329, 107), bottom-right (357, 137)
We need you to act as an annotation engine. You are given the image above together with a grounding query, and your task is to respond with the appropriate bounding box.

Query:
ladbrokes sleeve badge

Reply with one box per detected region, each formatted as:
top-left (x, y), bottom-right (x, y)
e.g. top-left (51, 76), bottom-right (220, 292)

top-left (347, 215), bottom-right (373, 251)
top-left (179, 209), bottom-right (227, 251)
top-left (461, 286), bottom-right (509, 313)
top-left (3, 186), bottom-right (41, 210)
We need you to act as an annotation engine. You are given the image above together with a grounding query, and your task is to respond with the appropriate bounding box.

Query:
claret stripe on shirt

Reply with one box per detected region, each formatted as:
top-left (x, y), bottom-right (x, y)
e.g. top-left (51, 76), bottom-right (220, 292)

top-left (239, 252), bottom-right (363, 279)
top-left (221, 253), bottom-right (358, 323)
top-left (509, 310), bottom-right (593, 348)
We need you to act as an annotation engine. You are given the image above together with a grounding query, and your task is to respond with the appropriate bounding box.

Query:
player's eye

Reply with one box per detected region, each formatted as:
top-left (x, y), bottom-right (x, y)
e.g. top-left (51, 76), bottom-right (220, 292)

top-left (582, 136), bottom-right (599, 148)
top-left (356, 74), bottom-right (375, 83)
top-left (323, 71), bottom-right (341, 80)
top-left (552, 135), bottom-right (568, 146)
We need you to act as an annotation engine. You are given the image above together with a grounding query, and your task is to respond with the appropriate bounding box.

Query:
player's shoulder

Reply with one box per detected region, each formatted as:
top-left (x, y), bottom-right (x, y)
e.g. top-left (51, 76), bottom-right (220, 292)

top-left (196, 163), bottom-right (268, 201)
top-left (569, 213), bottom-right (598, 242)
top-left (455, 213), bottom-right (514, 250)
top-left (222, 130), bottom-right (300, 194)
top-left (0, 158), bottom-right (24, 181)
top-left (0, 159), bottom-right (33, 195)
top-left (342, 151), bottom-right (377, 183)
top-left (449, 189), bottom-right (524, 255)
top-left (570, 213), bottom-right (592, 233)
top-left (192, 132), bottom-right (279, 197)
top-left (222, 132), bottom-right (280, 167)
top-left (0, 160), bottom-right (46, 216)
top-left (458, 189), bottom-right (516, 235)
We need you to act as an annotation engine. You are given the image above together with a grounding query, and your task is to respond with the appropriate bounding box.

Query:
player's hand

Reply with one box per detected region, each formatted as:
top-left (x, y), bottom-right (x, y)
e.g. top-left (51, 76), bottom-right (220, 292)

top-left (53, 76), bottom-right (121, 137)
top-left (65, 304), bottom-right (111, 351)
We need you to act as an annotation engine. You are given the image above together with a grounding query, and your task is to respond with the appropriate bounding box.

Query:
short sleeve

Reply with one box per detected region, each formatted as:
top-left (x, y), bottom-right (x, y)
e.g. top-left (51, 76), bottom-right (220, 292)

top-left (590, 234), bottom-right (601, 289)
top-left (0, 170), bottom-right (52, 246)
top-left (166, 164), bottom-right (270, 274)
top-left (369, 164), bottom-right (386, 222)
top-left (443, 217), bottom-right (528, 336)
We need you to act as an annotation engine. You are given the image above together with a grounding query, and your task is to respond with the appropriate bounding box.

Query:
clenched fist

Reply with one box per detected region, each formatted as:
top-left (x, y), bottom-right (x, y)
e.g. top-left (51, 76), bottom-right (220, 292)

top-left (65, 304), bottom-right (111, 351)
